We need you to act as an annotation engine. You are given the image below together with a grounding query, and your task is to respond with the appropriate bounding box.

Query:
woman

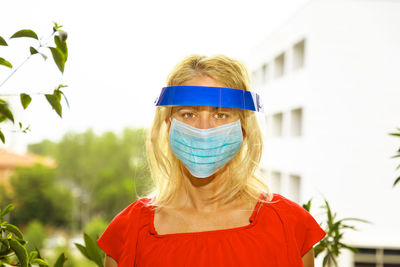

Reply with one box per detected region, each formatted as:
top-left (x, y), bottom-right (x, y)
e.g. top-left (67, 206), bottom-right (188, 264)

top-left (98, 55), bottom-right (325, 267)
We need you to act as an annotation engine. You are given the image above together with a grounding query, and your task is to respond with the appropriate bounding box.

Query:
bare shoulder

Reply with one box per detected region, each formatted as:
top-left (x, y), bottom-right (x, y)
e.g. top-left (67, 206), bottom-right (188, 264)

top-left (104, 255), bottom-right (117, 267)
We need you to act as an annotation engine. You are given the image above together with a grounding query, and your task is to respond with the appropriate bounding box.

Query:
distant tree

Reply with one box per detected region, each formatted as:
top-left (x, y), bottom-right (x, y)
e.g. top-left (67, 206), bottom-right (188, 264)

top-left (25, 220), bottom-right (46, 252)
top-left (29, 128), bottom-right (152, 222)
top-left (9, 164), bottom-right (73, 227)
top-left (0, 183), bottom-right (11, 206)
top-left (84, 216), bottom-right (108, 240)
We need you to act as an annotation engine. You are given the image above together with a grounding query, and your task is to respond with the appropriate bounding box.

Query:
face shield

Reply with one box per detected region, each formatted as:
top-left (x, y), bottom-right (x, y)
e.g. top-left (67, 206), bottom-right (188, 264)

top-left (154, 85), bottom-right (265, 178)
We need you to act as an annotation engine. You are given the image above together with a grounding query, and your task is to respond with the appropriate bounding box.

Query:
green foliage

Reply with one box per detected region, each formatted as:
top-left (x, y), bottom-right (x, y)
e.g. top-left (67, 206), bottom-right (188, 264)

top-left (47, 243), bottom-right (95, 267)
top-left (25, 220), bottom-right (46, 252)
top-left (0, 57), bottom-right (12, 68)
top-left (0, 23), bottom-right (69, 143)
top-left (20, 93), bottom-right (32, 109)
top-left (10, 29), bottom-right (39, 40)
top-left (74, 233), bottom-right (104, 267)
top-left (389, 127), bottom-right (400, 187)
top-left (84, 217), bottom-right (107, 240)
top-left (0, 36), bottom-right (7, 46)
top-left (29, 128), bottom-right (152, 222)
top-left (0, 203), bottom-right (67, 267)
top-left (304, 199), bottom-right (370, 267)
top-left (0, 101), bottom-right (14, 123)
top-left (9, 164), bottom-right (73, 227)
top-left (0, 184), bottom-right (11, 208)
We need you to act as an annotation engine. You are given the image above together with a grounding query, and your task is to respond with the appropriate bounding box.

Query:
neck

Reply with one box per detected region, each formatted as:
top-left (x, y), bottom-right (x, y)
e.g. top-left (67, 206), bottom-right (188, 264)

top-left (173, 166), bottom-right (237, 212)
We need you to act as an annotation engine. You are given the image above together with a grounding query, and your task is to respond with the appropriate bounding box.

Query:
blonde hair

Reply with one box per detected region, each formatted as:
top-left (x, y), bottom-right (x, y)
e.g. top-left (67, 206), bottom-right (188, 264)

top-left (145, 55), bottom-right (272, 207)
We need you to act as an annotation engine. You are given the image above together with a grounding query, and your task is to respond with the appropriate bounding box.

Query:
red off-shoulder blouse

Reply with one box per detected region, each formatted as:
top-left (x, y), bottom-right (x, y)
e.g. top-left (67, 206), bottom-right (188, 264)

top-left (98, 194), bottom-right (326, 267)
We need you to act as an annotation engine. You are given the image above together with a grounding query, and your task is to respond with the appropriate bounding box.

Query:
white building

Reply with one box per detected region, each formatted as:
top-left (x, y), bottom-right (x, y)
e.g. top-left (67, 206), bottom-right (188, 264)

top-left (249, 0), bottom-right (400, 266)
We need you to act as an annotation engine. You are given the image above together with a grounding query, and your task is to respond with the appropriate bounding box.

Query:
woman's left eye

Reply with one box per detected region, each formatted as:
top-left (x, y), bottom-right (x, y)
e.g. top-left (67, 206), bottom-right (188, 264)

top-left (215, 113), bottom-right (227, 119)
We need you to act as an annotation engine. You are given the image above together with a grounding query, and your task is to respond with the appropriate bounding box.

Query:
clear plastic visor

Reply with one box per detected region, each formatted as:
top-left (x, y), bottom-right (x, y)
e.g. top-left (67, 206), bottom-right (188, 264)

top-left (170, 105), bottom-right (241, 129)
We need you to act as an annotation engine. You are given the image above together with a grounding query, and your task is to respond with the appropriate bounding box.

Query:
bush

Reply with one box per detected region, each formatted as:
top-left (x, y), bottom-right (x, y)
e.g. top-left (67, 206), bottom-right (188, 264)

top-left (25, 220), bottom-right (46, 252)
top-left (84, 216), bottom-right (108, 240)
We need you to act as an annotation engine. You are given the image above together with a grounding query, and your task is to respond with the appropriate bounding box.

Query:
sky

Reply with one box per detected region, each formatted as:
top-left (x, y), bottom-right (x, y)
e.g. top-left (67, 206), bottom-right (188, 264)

top-left (1, 0), bottom-right (309, 151)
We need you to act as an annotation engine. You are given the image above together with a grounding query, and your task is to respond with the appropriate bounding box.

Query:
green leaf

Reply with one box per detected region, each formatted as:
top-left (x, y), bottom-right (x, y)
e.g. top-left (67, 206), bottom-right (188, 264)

top-left (30, 46), bottom-right (39, 55)
top-left (0, 238), bottom-right (10, 249)
top-left (0, 204), bottom-right (14, 218)
top-left (40, 53), bottom-right (48, 61)
top-left (0, 36), bottom-right (7, 46)
top-left (9, 239), bottom-right (28, 267)
top-left (53, 22), bottom-right (63, 32)
top-left (394, 176), bottom-right (400, 187)
top-left (0, 114), bottom-right (7, 123)
top-left (5, 224), bottom-right (23, 239)
top-left (29, 250), bottom-right (38, 261)
top-left (0, 102), bottom-right (14, 123)
top-left (389, 133), bottom-right (400, 137)
top-left (302, 199), bottom-right (312, 212)
top-left (10, 29), bottom-right (38, 40)
top-left (0, 57), bottom-right (12, 68)
top-left (0, 130), bottom-right (4, 144)
top-left (74, 243), bottom-right (90, 259)
top-left (20, 93), bottom-right (32, 109)
top-left (31, 258), bottom-right (49, 266)
top-left (83, 233), bottom-right (104, 267)
top-left (54, 35), bottom-right (68, 61)
top-left (35, 249), bottom-right (49, 267)
top-left (45, 94), bottom-right (62, 117)
top-left (49, 47), bottom-right (65, 73)
top-left (53, 253), bottom-right (67, 267)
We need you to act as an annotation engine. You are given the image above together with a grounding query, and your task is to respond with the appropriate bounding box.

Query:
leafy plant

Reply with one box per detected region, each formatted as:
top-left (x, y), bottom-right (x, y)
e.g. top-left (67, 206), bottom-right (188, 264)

top-left (8, 164), bottom-right (73, 227)
top-left (389, 127), bottom-right (400, 187)
top-left (0, 204), bottom-right (67, 267)
top-left (0, 23), bottom-right (69, 143)
top-left (24, 220), bottom-right (46, 252)
top-left (74, 233), bottom-right (104, 267)
top-left (303, 199), bottom-right (370, 267)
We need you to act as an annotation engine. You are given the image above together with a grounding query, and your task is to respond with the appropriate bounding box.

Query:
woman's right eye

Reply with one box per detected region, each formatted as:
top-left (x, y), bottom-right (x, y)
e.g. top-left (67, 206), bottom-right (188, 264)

top-left (182, 112), bottom-right (195, 119)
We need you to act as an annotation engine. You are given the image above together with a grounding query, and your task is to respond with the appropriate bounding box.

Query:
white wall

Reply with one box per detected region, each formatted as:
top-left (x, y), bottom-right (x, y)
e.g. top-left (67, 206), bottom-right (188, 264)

top-left (250, 0), bottom-right (400, 265)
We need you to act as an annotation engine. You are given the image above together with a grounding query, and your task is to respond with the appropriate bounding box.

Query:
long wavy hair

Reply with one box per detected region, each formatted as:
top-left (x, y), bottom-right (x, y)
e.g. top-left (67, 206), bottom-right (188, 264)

top-left (145, 54), bottom-right (272, 207)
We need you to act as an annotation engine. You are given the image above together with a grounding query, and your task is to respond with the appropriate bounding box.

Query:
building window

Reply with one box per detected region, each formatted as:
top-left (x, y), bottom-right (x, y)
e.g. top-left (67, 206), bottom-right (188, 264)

top-left (354, 247), bottom-right (400, 266)
top-left (290, 107), bottom-right (303, 136)
top-left (270, 171), bottom-right (282, 194)
top-left (272, 112), bottom-right (283, 137)
top-left (261, 63), bottom-right (269, 84)
top-left (293, 39), bottom-right (306, 70)
top-left (288, 174), bottom-right (301, 203)
top-left (274, 52), bottom-right (285, 78)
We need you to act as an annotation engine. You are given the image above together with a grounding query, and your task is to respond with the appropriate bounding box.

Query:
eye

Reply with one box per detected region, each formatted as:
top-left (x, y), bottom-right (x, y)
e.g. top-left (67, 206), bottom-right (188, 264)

top-left (215, 113), bottom-right (227, 119)
top-left (183, 112), bottom-right (195, 119)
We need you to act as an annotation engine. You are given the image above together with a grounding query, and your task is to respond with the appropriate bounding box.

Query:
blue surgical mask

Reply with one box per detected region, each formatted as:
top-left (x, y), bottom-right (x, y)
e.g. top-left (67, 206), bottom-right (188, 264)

top-left (169, 118), bottom-right (243, 178)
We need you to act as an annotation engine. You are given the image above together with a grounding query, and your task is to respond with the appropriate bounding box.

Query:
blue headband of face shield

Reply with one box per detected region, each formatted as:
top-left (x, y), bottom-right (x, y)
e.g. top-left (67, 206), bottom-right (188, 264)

top-left (155, 86), bottom-right (264, 112)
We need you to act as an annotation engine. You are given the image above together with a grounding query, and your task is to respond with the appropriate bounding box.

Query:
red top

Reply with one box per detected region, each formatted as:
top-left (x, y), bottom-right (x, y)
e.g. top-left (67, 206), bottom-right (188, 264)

top-left (98, 194), bottom-right (326, 267)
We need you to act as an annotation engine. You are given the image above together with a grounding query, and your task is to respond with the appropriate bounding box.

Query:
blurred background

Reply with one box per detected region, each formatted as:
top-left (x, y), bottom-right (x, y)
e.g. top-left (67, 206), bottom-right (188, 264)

top-left (1, 0), bottom-right (400, 266)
